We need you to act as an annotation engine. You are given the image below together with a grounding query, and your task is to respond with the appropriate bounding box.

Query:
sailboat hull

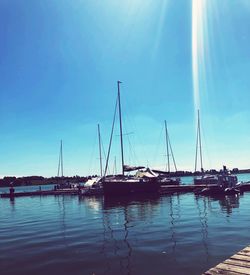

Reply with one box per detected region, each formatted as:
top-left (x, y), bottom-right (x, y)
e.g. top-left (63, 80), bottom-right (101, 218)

top-left (103, 178), bottom-right (160, 196)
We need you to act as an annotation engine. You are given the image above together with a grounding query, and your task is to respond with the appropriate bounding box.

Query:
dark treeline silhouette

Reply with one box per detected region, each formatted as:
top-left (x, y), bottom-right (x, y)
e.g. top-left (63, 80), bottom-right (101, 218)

top-left (0, 167), bottom-right (249, 187)
top-left (0, 175), bottom-right (94, 187)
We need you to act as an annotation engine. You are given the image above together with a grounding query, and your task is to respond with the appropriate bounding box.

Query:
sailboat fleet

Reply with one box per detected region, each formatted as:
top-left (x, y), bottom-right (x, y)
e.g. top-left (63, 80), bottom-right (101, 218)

top-left (59, 81), bottom-right (241, 197)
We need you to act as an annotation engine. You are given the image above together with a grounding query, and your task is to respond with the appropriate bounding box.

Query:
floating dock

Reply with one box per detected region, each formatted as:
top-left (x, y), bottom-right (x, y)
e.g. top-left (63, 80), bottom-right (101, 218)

top-left (203, 245), bottom-right (250, 275)
top-left (0, 189), bottom-right (79, 198)
top-left (159, 184), bottom-right (218, 194)
top-left (1, 183), bottom-right (250, 198)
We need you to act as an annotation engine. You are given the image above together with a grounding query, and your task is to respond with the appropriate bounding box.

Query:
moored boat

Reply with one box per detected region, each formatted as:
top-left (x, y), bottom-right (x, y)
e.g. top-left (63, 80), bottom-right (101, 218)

top-left (155, 121), bottom-right (181, 185)
top-left (102, 81), bottom-right (160, 196)
top-left (102, 175), bottom-right (159, 196)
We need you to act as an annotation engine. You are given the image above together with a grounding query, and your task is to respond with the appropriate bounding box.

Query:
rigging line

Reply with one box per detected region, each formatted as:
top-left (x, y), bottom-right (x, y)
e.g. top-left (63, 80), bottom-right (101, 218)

top-left (152, 123), bottom-right (164, 167)
top-left (87, 131), bottom-right (98, 176)
top-left (112, 156), bottom-right (117, 175)
top-left (200, 120), bottom-right (212, 170)
top-left (122, 87), bottom-right (149, 166)
top-left (122, 117), bottom-right (136, 166)
top-left (127, 134), bottom-right (139, 166)
top-left (101, 138), bottom-right (110, 176)
top-left (104, 97), bottom-right (118, 177)
top-left (98, 124), bottom-right (103, 177)
top-left (165, 121), bottom-right (170, 173)
top-left (168, 132), bottom-right (178, 172)
top-left (117, 81), bottom-right (124, 175)
top-left (126, 136), bottom-right (132, 166)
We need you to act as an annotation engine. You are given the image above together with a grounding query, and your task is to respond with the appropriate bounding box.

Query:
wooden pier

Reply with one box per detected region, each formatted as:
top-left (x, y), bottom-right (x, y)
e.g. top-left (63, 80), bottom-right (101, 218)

top-left (203, 245), bottom-right (250, 275)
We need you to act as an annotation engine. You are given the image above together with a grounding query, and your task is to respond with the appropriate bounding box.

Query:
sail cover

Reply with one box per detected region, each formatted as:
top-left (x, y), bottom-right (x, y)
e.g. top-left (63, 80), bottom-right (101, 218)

top-left (123, 165), bottom-right (145, 172)
top-left (135, 168), bottom-right (158, 178)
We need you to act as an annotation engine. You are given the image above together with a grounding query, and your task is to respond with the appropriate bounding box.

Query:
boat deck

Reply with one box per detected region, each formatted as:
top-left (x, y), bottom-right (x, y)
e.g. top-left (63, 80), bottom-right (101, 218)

top-left (203, 245), bottom-right (250, 275)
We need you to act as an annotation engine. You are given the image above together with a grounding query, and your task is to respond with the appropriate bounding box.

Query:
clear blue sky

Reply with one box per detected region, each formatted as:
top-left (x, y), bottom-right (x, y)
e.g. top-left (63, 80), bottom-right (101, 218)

top-left (0, 0), bottom-right (250, 177)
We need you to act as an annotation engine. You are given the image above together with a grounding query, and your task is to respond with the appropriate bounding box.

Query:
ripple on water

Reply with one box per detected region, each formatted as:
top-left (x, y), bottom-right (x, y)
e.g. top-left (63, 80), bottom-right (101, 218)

top-left (1, 187), bottom-right (250, 275)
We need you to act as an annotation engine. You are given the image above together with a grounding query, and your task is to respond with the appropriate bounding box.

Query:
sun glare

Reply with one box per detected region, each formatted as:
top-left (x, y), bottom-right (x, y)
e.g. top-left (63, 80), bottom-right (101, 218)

top-left (192, 0), bottom-right (210, 115)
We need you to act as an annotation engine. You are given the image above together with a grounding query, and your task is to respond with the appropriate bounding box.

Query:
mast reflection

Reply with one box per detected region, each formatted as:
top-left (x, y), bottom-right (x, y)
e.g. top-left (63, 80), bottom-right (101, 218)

top-left (168, 194), bottom-right (181, 259)
top-left (194, 193), bottom-right (241, 262)
top-left (102, 194), bottom-right (160, 274)
top-left (195, 195), bottom-right (209, 261)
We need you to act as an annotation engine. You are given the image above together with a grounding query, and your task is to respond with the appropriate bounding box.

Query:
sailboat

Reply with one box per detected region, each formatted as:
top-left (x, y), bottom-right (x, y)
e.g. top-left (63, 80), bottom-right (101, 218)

top-left (57, 140), bottom-right (64, 183)
top-left (193, 110), bottom-right (218, 185)
top-left (153, 121), bottom-right (180, 185)
top-left (193, 111), bottom-right (239, 194)
top-left (55, 140), bottom-right (70, 189)
top-left (80, 124), bottom-right (103, 195)
top-left (84, 124), bottom-right (103, 187)
top-left (102, 81), bottom-right (161, 196)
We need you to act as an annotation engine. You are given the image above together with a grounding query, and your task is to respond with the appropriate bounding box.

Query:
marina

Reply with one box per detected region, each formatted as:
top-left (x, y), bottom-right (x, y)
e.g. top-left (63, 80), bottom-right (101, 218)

top-left (0, 0), bottom-right (249, 274)
top-left (2, 182), bottom-right (250, 198)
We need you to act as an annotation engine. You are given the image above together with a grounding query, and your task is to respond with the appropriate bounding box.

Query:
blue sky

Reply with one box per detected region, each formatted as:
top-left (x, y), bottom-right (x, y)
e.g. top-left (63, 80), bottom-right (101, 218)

top-left (0, 0), bottom-right (250, 177)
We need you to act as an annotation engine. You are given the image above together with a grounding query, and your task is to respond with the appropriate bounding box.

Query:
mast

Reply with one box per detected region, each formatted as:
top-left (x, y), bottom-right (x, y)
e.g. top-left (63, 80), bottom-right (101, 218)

top-left (194, 110), bottom-right (203, 172)
top-left (60, 140), bottom-right (64, 177)
top-left (198, 110), bottom-right (203, 172)
top-left (164, 120), bottom-right (170, 173)
top-left (117, 80), bottom-right (124, 175)
top-left (57, 142), bottom-right (61, 177)
top-left (98, 124), bottom-right (103, 177)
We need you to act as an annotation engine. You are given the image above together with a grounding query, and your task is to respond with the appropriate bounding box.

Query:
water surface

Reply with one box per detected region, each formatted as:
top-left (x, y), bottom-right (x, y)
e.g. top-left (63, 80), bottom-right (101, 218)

top-left (1, 174), bottom-right (250, 275)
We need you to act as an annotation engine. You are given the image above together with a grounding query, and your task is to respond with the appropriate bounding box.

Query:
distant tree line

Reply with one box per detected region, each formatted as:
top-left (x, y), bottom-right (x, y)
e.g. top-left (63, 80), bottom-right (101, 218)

top-left (0, 175), bottom-right (96, 187)
top-left (0, 168), bottom-right (249, 187)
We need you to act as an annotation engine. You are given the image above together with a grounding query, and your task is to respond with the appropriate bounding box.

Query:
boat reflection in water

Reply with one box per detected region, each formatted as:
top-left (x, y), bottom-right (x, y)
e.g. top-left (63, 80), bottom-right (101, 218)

top-left (94, 193), bottom-right (241, 274)
top-left (207, 194), bottom-right (240, 216)
top-left (1, 188), bottom-right (246, 275)
top-left (100, 194), bottom-right (160, 274)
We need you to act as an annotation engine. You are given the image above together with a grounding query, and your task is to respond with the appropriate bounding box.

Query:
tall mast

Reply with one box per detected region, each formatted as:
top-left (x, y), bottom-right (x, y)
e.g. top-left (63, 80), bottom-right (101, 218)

top-left (98, 124), bottom-right (103, 177)
top-left (194, 122), bottom-right (199, 172)
top-left (198, 110), bottom-right (203, 172)
top-left (164, 120), bottom-right (170, 173)
top-left (57, 142), bottom-right (61, 177)
top-left (194, 110), bottom-right (203, 172)
top-left (117, 80), bottom-right (124, 175)
top-left (60, 140), bottom-right (64, 177)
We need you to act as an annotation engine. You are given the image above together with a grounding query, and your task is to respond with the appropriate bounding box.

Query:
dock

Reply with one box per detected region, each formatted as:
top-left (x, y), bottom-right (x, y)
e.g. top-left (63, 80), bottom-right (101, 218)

top-left (1, 183), bottom-right (250, 198)
top-left (0, 184), bottom-right (211, 198)
top-left (203, 245), bottom-right (250, 275)
top-left (159, 184), bottom-right (218, 194)
top-left (0, 189), bottom-right (79, 198)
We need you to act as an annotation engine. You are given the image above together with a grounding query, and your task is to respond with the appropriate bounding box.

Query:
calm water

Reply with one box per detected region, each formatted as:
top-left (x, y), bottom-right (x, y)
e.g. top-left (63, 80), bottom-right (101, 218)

top-left (1, 174), bottom-right (250, 275)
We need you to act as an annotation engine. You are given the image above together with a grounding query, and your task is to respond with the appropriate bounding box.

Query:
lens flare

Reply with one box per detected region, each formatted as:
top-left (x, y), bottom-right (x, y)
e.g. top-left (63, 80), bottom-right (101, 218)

top-left (192, 0), bottom-right (210, 114)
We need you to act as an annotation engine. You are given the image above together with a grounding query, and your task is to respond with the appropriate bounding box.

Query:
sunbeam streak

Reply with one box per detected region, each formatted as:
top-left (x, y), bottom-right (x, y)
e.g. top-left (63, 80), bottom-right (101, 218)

top-left (192, 0), bottom-right (210, 114)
